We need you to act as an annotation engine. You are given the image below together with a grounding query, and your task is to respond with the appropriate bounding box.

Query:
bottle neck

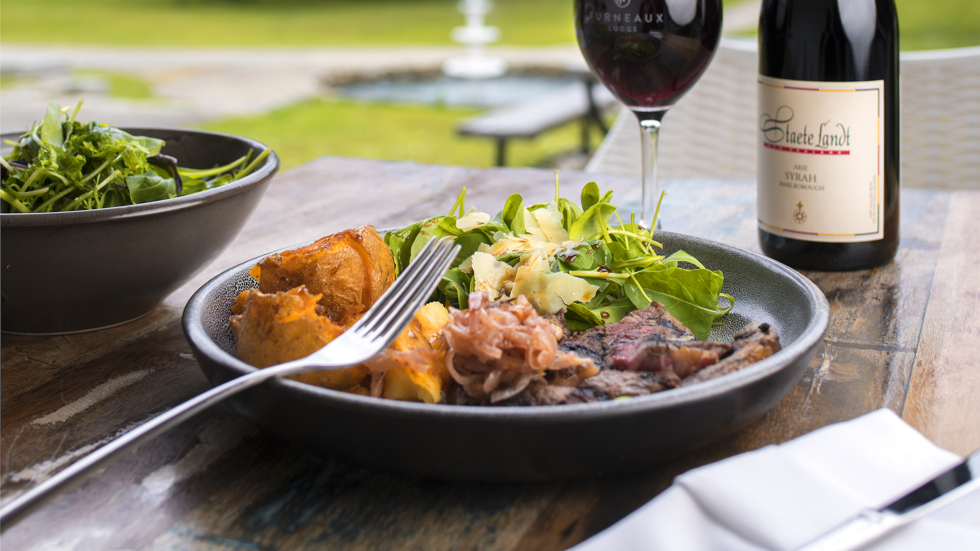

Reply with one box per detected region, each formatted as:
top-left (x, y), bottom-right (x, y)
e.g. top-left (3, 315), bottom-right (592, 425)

top-left (759, 0), bottom-right (898, 83)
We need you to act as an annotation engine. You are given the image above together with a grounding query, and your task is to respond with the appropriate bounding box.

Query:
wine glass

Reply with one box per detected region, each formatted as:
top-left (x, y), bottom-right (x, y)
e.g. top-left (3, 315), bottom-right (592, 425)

top-left (574, 0), bottom-right (723, 228)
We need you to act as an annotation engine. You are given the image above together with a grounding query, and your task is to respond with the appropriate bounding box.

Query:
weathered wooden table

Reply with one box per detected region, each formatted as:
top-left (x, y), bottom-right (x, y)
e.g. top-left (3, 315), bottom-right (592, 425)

top-left (2, 158), bottom-right (979, 550)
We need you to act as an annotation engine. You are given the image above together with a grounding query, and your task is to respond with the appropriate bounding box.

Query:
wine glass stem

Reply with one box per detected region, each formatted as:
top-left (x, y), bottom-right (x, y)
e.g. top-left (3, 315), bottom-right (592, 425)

top-left (639, 118), bottom-right (662, 229)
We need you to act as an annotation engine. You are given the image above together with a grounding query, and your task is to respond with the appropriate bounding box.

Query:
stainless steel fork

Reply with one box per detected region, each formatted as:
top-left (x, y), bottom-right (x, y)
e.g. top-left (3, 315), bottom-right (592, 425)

top-left (0, 237), bottom-right (459, 529)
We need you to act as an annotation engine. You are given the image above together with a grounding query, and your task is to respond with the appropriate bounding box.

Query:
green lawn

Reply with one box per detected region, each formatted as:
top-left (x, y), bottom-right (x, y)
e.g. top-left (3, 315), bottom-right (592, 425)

top-left (894, 0), bottom-right (980, 51)
top-left (0, 74), bottom-right (28, 88)
top-left (0, 0), bottom-right (577, 47)
top-left (198, 98), bottom-right (612, 171)
top-left (1, 0), bottom-right (976, 50)
top-left (74, 71), bottom-right (156, 100)
top-left (735, 0), bottom-right (980, 51)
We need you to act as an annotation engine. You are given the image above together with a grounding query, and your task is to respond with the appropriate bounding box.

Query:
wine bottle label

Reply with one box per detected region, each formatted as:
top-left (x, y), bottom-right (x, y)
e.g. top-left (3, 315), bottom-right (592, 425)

top-left (757, 76), bottom-right (885, 243)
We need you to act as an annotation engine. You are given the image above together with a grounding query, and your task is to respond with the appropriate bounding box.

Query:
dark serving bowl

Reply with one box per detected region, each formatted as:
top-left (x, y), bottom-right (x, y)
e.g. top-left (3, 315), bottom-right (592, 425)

top-left (1, 128), bottom-right (279, 334)
top-left (183, 232), bottom-right (829, 481)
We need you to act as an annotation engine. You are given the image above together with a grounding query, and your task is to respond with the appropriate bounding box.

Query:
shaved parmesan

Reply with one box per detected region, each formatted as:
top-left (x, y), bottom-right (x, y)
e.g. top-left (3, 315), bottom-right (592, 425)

top-left (510, 267), bottom-right (599, 315)
top-left (471, 252), bottom-right (517, 301)
top-left (528, 202), bottom-right (569, 244)
top-left (456, 211), bottom-right (490, 232)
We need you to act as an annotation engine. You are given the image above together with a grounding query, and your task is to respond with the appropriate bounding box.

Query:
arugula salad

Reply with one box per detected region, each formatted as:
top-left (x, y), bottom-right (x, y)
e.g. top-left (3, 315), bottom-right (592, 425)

top-left (385, 179), bottom-right (733, 339)
top-left (1, 101), bottom-right (269, 213)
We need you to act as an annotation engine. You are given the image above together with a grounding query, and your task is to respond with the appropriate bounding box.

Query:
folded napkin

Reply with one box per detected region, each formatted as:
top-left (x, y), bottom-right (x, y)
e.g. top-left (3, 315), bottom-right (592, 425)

top-left (571, 409), bottom-right (980, 551)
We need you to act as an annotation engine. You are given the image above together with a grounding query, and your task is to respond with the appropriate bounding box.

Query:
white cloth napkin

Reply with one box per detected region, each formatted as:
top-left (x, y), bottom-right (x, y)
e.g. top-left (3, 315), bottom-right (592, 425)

top-left (571, 409), bottom-right (980, 551)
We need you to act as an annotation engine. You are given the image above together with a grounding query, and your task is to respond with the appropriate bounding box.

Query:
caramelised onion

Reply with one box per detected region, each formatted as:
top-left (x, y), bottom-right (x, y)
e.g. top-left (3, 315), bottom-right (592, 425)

top-left (443, 292), bottom-right (598, 403)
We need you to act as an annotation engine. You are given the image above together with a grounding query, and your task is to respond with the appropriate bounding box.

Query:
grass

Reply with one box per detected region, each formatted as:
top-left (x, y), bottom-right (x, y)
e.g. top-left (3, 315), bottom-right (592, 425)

top-left (3, 0), bottom-right (767, 48)
top-left (0, 0), bottom-right (576, 47)
top-left (729, 0), bottom-right (980, 51)
top-left (0, 0), bottom-right (975, 51)
top-left (74, 71), bottom-right (155, 100)
top-left (197, 98), bottom-right (612, 171)
top-left (0, 74), bottom-right (29, 88)
top-left (894, 0), bottom-right (980, 51)
top-left (1, 1), bottom-right (975, 51)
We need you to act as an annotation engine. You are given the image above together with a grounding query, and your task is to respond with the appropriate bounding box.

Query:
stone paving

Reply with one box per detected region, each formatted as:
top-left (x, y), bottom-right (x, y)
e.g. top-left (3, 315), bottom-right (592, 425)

top-left (0, 1), bottom-right (760, 134)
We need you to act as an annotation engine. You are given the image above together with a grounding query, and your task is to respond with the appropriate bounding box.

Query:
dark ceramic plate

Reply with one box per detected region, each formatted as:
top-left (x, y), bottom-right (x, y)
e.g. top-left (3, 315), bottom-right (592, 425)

top-left (183, 231), bottom-right (829, 480)
top-left (1, 128), bottom-right (279, 334)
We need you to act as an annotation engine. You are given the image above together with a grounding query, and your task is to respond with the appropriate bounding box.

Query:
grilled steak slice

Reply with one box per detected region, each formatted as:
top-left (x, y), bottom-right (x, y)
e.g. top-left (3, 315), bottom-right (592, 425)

top-left (612, 338), bottom-right (732, 378)
top-left (449, 368), bottom-right (679, 406)
top-left (543, 311), bottom-right (571, 342)
top-left (618, 305), bottom-right (696, 338)
top-left (560, 302), bottom-right (728, 379)
top-left (559, 325), bottom-right (605, 365)
top-left (560, 303), bottom-right (691, 365)
top-left (680, 322), bottom-right (781, 386)
top-left (495, 378), bottom-right (577, 406)
top-left (447, 377), bottom-right (576, 406)
top-left (447, 301), bottom-right (782, 406)
top-left (567, 370), bottom-right (680, 403)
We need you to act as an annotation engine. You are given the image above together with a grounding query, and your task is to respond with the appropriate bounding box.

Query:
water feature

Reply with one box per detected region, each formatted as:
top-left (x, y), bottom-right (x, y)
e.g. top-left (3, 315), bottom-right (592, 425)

top-left (337, 0), bottom-right (582, 110)
top-left (337, 73), bottom-right (582, 109)
top-left (442, 0), bottom-right (507, 79)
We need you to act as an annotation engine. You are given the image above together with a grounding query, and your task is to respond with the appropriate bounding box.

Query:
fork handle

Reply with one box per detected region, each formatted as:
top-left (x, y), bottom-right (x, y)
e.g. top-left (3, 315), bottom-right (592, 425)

top-left (0, 366), bottom-right (284, 530)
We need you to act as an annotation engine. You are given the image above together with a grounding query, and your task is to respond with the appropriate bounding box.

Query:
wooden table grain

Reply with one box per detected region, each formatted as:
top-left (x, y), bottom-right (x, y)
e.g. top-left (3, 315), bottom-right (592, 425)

top-left (2, 157), bottom-right (979, 550)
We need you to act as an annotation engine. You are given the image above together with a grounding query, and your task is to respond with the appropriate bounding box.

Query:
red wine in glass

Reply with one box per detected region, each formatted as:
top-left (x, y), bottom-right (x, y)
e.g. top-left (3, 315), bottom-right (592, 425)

top-left (575, 0), bottom-right (722, 228)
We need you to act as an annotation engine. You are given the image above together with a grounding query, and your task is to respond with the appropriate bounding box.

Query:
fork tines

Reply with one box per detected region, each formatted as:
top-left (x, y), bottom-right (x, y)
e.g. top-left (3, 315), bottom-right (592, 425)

top-left (354, 237), bottom-right (459, 341)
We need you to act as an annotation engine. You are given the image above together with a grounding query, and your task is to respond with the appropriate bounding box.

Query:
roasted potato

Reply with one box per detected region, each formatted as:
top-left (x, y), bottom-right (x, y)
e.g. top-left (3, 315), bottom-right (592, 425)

top-left (379, 346), bottom-right (448, 404)
top-left (231, 288), bottom-right (453, 400)
top-left (376, 302), bottom-right (451, 403)
top-left (251, 225), bottom-right (395, 324)
top-left (389, 317), bottom-right (430, 352)
top-left (233, 224), bottom-right (453, 402)
top-left (229, 286), bottom-right (368, 390)
top-left (415, 302), bottom-right (451, 342)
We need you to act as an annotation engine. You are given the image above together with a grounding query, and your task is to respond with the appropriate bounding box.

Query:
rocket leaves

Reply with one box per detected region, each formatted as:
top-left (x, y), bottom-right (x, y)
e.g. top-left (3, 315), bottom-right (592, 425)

top-left (385, 180), bottom-right (732, 339)
top-left (126, 171), bottom-right (177, 204)
top-left (500, 193), bottom-right (526, 235)
top-left (622, 265), bottom-right (729, 340)
top-left (1, 100), bottom-right (270, 213)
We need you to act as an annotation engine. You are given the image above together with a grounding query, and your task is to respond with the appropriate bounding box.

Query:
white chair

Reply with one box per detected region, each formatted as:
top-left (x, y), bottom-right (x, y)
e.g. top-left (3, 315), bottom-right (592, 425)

top-left (586, 38), bottom-right (759, 182)
top-left (586, 39), bottom-right (980, 190)
top-left (900, 47), bottom-right (980, 190)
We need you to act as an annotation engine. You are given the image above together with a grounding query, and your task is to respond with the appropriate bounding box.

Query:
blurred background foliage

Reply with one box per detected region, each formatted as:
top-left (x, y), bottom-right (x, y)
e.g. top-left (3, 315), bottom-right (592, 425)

top-left (2, 0), bottom-right (977, 171)
top-left (5, 0), bottom-right (976, 50)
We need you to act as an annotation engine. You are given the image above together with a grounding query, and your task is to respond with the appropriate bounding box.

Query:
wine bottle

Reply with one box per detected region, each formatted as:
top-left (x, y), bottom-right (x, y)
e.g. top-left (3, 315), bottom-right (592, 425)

top-left (757, 0), bottom-right (899, 270)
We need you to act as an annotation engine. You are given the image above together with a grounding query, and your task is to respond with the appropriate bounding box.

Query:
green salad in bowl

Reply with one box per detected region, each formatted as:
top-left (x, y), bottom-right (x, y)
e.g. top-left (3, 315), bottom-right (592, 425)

top-left (1, 101), bottom-right (269, 213)
top-left (1, 101), bottom-right (279, 334)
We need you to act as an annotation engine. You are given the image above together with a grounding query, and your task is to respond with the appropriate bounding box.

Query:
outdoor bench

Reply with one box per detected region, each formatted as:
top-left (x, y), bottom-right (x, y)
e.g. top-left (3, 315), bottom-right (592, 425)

top-left (457, 80), bottom-right (616, 166)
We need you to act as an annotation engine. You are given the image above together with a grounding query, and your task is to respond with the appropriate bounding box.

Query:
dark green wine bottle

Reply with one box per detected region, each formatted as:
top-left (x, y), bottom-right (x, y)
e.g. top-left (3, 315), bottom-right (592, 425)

top-left (757, 0), bottom-right (900, 270)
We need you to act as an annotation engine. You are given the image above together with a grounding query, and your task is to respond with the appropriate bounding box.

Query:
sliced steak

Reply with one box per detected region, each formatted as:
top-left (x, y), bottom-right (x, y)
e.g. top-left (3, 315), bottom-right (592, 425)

top-left (495, 378), bottom-right (577, 406)
top-left (618, 305), bottom-right (695, 338)
top-left (559, 326), bottom-right (605, 365)
top-left (559, 302), bottom-right (728, 379)
top-left (679, 322), bottom-right (781, 386)
top-left (447, 301), bottom-right (782, 406)
top-left (566, 370), bottom-right (680, 403)
top-left (448, 377), bottom-right (576, 406)
top-left (543, 311), bottom-right (571, 342)
top-left (451, 369), bottom-right (678, 406)
top-left (612, 338), bottom-right (732, 378)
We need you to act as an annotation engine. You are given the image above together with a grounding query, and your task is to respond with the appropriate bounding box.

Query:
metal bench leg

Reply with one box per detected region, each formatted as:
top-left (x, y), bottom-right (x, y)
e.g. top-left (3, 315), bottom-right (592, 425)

top-left (585, 81), bottom-right (609, 135)
top-left (495, 137), bottom-right (507, 166)
top-left (580, 116), bottom-right (591, 154)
